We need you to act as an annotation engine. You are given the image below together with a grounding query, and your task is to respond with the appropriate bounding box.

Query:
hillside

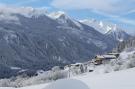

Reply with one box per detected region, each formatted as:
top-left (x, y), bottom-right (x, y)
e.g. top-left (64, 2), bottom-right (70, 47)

top-left (0, 7), bottom-right (115, 78)
top-left (0, 67), bottom-right (135, 89)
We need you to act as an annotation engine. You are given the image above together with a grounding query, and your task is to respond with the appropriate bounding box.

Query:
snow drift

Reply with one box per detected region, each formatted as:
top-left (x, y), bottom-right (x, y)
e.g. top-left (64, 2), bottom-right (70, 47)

top-left (44, 79), bottom-right (90, 89)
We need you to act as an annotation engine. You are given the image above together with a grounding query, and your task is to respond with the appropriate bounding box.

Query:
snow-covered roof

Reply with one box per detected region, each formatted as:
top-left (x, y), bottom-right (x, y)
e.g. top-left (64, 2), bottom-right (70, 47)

top-left (108, 53), bottom-right (119, 55)
top-left (71, 63), bottom-right (83, 66)
top-left (103, 55), bottom-right (116, 58)
top-left (96, 55), bottom-right (116, 59)
top-left (95, 55), bottom-right (104, 59)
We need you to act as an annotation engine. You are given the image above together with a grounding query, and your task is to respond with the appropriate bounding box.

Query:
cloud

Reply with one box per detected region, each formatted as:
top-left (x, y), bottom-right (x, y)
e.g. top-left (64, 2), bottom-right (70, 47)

top-left (51, 0), bottom-right (135, 15)
top-left (126, 9), bottom-right (135, 15)
top-left (116, 18), bottom-right (135, 26)
top-left (0, 5), bottom-right (48, 18)
top-left (91, 10), bottom-right (119, 18)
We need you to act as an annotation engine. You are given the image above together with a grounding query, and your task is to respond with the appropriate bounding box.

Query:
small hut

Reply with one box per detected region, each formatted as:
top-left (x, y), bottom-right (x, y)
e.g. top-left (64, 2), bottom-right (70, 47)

top-left (94, 55), bottom-right (104, 65)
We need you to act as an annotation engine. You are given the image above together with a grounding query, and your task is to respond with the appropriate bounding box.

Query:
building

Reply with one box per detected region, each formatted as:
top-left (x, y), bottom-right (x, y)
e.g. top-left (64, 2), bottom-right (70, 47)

top-left (107, 53), bottom-right (120, 58)
top-left (94, 54), bottom-right (117, 65)
top-left (94, 55), bottom-right (104, 65)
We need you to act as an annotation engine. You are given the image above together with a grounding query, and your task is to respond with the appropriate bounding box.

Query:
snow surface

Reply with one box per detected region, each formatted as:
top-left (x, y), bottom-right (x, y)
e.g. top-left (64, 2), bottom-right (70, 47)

top-left (80, 19), bottom-right (111, 34)
top-left (48, 11), bottom-right (66, 19)
top-left (1, 67), bottom-right (135, 89)
top-left (119, 48), bottom-right (135, 61)
top-left (74, 68), bottom-right (135, 89)
top-left (44, 79), bottom-right (90, 89)
top-left (49, 11), bottom-right (83, 30)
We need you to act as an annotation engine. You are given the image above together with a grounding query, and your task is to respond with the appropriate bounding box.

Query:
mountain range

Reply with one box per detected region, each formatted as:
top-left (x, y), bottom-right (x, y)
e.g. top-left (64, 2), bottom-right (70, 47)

top-left (80, 19), bottom-right (131, 42)
top-left (0, 7), bottom-right (131, 78)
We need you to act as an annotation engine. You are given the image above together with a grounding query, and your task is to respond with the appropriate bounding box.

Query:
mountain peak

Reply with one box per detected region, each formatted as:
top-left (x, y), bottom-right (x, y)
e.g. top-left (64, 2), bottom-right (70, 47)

top-left (106, 24), bottom-right (124, 34)
top-left (106, 25), bottom-right (130, 42)
top-left (99, 21), bottom-right (103, 28)
top-left (80, 19), bottom-right (131, 42)
top-left (48, 11), bottom-right (68, 19)
top-left (80, 19), bottom-right (127, 34)
top-left (80, 19), bottom-right (107, 34)
top-left (48, 11), bottom-right (83, 29)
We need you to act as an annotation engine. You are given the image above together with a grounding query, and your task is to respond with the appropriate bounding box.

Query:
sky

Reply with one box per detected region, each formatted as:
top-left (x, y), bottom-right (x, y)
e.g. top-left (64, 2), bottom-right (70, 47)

top-left (0, 0), bottom-right (134, 34)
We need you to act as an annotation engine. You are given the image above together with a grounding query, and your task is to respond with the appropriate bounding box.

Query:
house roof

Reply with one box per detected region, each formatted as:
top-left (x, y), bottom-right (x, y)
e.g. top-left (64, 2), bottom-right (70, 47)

top-left (96, 55), bottom-right (116, 59)
top-left (71, 63), bottom-right (83, 66)
top-left (108, 53), bottom-right (119, 55)
top-left (103, 55), bottom-right (116, 58)
top-left (95, 55), bottom-right (104, 59)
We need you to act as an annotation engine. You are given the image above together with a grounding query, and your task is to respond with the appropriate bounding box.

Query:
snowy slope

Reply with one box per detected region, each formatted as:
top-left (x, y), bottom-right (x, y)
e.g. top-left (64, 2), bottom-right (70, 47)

top-left (80, 19), bottom-right (107, 34)
top-left (80, 19), bottom-right (122, 34)
top-left (1, 67), bottom-right (135, 89)
top-left (45, 79), bottom-right (90, 89)
top-left (106, 25), bottom-right (131, 42)
top-left (48, 11), bottom-right (83, 29)
top-left (74, 68), bottom-right (135, 89)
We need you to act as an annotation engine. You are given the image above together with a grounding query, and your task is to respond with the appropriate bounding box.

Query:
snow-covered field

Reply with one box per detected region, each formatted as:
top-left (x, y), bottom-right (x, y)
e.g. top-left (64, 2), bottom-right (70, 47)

top-left (0, 67), bottom-right (135, 89)
top-left (74, 67), bottom-right (135, 89)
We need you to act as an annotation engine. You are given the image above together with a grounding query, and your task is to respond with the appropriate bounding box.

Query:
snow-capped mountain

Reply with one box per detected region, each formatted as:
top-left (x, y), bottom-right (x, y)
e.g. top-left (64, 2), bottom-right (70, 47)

top-left (80, 19), bottom-right (131, 42)
top-left (48, 11), bottom-right (83, 29)
top-left (106, 25), bottom-right (131, 42)
top-left (80, 19), bottom-right (111, 34)
top-left (48, 11), bottom-right (68, 21)
top-left (0, 7), bottom-right (115, 78)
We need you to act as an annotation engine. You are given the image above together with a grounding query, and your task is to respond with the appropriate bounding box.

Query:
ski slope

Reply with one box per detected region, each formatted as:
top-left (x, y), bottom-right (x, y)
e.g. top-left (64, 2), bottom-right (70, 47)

top-left (1, 67), bottom-right (135, 89)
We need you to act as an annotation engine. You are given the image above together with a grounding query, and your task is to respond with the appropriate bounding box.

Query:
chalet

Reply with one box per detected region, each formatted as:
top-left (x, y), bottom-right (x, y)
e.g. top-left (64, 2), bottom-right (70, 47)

top-left (102, 55), bottom-right (116, 59)
top-left (94, 54), bottom-right (117, 65)
top-left (107, 53), bottom-right (120, 58)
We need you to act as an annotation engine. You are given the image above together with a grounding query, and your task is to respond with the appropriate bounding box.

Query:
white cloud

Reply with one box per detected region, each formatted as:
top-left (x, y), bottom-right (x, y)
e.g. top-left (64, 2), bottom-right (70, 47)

top-left (116, 18), bottom-right (135, 26)
top-left (51, 0), bottom-right (135, 15)
top-left (0, 5), bottom-right (48, 18)
top-left (126, 9), bottom-right (135, 15)
top-left (0, 5), bottom-right (34, 14)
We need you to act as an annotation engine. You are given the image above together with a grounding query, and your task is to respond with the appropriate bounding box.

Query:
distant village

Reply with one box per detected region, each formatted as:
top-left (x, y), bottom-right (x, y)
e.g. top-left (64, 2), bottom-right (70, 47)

top-left (37, 52), bottom-right (121, 78)
top-left (63, 52), bottom-right (120, 75)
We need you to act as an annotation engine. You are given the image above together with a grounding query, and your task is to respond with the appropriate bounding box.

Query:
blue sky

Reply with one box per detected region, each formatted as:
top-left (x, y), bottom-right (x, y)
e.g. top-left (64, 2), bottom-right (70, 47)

top-left (0, 0), bottom-right (134, 34)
